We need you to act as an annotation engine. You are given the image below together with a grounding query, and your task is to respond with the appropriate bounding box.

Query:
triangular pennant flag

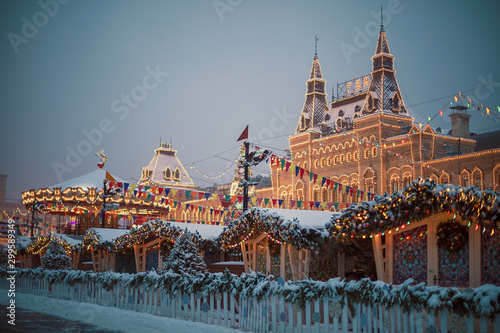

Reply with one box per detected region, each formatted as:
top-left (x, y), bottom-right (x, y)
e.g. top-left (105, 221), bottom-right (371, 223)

top-left (105, 171), bottom-right (116, 182)
top-left (333, 202), bottom-right (339, 210)
top-left (309, 172), bottom-right (314, 183)
top-left (264, 198), bottom-right (270, 206)
top-left (197, 192), bottom-right (204, 200)
top-left (299, 168), bottom-right (305, 179)
top-left (321, 177), bottom-right (327, 187)
top-left (278, 199), bottom-right (284, 207)
top-left (164, 188), bottom-right (170, 197)
top-left (185, 190), bottom-right (191, 200)
top-left (290, 200), bottom-right (296, 208)
top-left (237, 125), bottom-right (249, 141)
top-left (130, 184), bottom-right (137, 191)
top-left (334, 182), bottom-right (338, 192)
top-left (272, 199), bottom-right (277, 207)
top-left (297, 201), bottom-right (302, 208)
top-left (321, 202), bottom-right (327, 209)
top-left (257, 198), bottom-right (263, 206)
top-left (315, 201), bottom-right (321, 209)
top-left (295, 166), bottom-right (300, 177)
top-left (204, 192), bottom-right (211, 200)
top-left (285, 161), bottom-right (291, 173)
top-left (313, 174), bottom-right (318, 184)
top-left (124, 183), bottom-right (130, 191)
top-left (178, 190), bottom-right (185, 199)
top-left (158, 187), bottom-right (164, 196)
top-left (237, 196), bottom-right (243, 203)
top-left (326, 179), bottom-right (331, 188)
top-left (171, 189), bottom-right (178, 198)
top-left (309, 201), bottom-right (314, 209)
top-left (280, 159), bottom-right (286, 170)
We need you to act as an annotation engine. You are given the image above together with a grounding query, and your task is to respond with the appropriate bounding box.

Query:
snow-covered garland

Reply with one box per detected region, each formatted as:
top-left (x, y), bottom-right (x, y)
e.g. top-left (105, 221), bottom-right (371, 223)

top-left (81, 228), bottom-right (119, 252)
top-left (113, 219), bottom-right (210, 252)
top-left (217, 207), bottom-right (326, 250)
top-left (2, 266), bottom-right (499, 320)
top-left (327, 178), bottom-right (500, 243)
top-left (25, 234), bottom-right (78, 255)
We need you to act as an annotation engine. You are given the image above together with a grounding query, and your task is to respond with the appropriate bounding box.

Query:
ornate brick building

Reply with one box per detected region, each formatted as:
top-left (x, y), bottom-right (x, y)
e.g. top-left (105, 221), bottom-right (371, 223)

top-left (269, 24), bottom-right (500, 206)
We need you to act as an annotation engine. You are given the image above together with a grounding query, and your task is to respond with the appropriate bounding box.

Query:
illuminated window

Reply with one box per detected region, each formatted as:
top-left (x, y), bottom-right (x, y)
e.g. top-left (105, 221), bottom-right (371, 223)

top-left (372, 147), bottom-right (377, 157)
top-left (327, 157), bottom-right (332, 166)
top-left (347, 153), bottom-right (352, 162)
top-left (334, 156), bottom-right (339, 165)
top-left (340, 154), bottom-right (345, 163)
top-left (322, 188), bottom-right (328, 202)
top-left (364, 149), bottom-right (370, 159)
top-left (315, 160), bottom-right (320, 168)
top-left (321, 158), bottom-right (325, 167)
top-left (353, 151), bottom-right (359, 161)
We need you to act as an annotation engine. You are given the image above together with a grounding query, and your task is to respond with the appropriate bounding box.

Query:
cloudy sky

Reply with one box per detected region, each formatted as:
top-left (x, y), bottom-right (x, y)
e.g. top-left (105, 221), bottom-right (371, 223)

top-left (1, 0), bottom-right (499, 201)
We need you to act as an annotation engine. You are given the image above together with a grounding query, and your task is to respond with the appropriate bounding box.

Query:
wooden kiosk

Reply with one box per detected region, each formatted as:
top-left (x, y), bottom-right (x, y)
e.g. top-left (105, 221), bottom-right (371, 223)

top-left (219, 207), bottom-right (341, 281)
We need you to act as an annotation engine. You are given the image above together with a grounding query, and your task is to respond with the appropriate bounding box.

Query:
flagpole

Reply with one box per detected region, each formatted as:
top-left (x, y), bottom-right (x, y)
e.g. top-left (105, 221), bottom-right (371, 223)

top-left (243, 140), bottom-right (249, 212)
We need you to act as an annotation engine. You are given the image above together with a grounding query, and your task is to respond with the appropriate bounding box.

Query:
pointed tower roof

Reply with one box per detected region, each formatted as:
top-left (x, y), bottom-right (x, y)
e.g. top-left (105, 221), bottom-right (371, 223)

top-left (138, 142), bottom-right (196, 189)
top-left (295, 37), bottom-right (329, 134)
top-left (361, 22), bottom-right (409, 116)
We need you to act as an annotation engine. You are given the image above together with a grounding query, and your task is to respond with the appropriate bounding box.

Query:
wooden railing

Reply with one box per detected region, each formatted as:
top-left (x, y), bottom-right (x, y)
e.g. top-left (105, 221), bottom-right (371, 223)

top-left (2, 275), bottom-right (499, 332)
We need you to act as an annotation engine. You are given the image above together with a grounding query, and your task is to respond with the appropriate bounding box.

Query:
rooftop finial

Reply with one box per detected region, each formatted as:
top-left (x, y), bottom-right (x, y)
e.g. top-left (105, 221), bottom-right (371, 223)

top-left (380, 5), bottom-right (384, 31)
top-left (314, 35), bottom-right (319, 59)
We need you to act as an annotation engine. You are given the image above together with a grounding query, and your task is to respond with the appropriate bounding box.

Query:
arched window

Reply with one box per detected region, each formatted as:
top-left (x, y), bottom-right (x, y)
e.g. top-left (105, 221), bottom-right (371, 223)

top-left (327, 157), bottom-right (332, 166)
top-left (174, 167), bottom-right (181, 181)
top-left (364, 149), bottom-right (370, 159)
top-left (340, 154), bottom-right (345, 163)
top-left (164, 167), bottom-right (172, 180)
top-left (390, 176), bottom-right (399, 193)
top-left (347, 153), bottom-right (352, 162)
top-left (321, 158), bottom-right (325, 167)
top-left (372, 147), bottom-right (377, 157)
top-left (334, 156), bottom-right (339, 165)
top-left (353, 151), bottom-right (359, 161)
top-left (322, 188), bottom-right (328, 202)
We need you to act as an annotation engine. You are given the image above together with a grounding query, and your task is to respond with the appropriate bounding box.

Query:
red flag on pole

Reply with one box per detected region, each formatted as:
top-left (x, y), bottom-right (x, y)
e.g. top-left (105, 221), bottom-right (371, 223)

top-left (237, 125), bottom-right (249, 141)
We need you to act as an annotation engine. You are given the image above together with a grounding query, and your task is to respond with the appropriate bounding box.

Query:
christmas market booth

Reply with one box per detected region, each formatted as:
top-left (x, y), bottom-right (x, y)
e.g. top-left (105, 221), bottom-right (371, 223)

top-left (23, 233), bottom-right (83, 270)
top-left (218, 207), bottom-right (350, 281)
top-left (327, 178), bottom-right (500, 288)
top-left (82, 228), bottom-right (131, 273)
top-left (113, 219), bottom-right (226, 273)
top-left (15, 236), bottom-right (34, 268)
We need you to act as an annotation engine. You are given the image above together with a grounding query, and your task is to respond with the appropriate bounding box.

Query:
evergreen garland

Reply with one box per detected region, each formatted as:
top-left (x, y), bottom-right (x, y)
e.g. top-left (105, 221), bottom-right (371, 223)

top-left (327, 178), bottom-right (500, 243)
top-left (2, 266), bottom-right (499, 321)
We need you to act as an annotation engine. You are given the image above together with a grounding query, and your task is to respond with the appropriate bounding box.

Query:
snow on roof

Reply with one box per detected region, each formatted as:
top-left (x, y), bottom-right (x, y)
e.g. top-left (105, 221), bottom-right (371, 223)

top-left (49, 169), bottom-right (127, 190)
top-left (265, 208), bottom-right (339, 229)
top-left (169, 222), bottom-right (224, 240)
top-left (16, 236), bottom-right (32, 249)
top-left (90, 228), bottom-right (129, 242)
top-left (52, 233), bottom-right (84, 247)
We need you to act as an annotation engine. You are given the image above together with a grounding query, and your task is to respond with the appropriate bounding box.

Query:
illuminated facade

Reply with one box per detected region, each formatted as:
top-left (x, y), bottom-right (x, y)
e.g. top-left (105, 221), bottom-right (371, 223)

top-left (270, 25), bottom-right (500, 205)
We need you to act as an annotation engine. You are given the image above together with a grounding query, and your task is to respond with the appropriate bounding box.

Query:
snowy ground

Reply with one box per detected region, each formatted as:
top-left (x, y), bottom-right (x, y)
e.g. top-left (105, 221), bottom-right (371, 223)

top-left (0, 289), bottom-right (245, 333)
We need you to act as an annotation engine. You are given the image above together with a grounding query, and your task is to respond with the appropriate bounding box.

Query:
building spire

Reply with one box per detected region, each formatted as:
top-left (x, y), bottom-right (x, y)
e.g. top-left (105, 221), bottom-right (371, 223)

top-left (380, 5), bottom-right (384, 31)
top-left (314, 35), bottom-right (319, 59)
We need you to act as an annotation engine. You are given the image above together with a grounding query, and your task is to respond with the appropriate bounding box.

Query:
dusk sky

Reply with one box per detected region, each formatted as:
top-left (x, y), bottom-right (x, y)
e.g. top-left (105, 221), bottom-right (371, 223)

top-left (1, 0), bottom-right (499, 202)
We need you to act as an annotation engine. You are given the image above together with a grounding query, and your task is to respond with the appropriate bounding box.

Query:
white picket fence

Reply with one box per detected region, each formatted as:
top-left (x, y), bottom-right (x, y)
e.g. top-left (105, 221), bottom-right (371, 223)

top-left (3, 276), bottom-right (500, 332)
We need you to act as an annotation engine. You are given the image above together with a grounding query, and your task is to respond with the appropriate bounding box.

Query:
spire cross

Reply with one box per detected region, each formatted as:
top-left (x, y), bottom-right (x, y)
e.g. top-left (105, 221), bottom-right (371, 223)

top-left (314, 35), bottom-right (319, 59)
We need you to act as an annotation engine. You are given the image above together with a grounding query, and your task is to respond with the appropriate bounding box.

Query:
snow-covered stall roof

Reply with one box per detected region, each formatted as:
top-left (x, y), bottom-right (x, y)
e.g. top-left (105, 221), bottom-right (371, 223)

top-left (82, 228), bottom-right (130, 251)
top-left (265, 208), bottom-right (339, 229)
top-left (113, 219), bottom-right (221, 250)
top-left (26, 233), bottom-right (84, 254)
top-left (218, 207), bottom-right (336, 250)
top-left (326, 178), bottom-right (500, 243)
top-left (16, 236), bottom-right (33, 251)
top-left (169, 221), bottom-right (224, 240)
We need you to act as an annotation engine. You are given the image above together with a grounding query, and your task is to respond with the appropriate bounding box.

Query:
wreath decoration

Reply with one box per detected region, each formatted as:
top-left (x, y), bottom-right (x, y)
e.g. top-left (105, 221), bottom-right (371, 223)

top-left (436, 221), bottom-right (468, 253)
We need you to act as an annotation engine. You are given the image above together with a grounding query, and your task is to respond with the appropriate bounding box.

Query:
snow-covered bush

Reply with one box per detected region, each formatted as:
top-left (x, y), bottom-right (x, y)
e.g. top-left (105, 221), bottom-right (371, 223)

top-left (41, 239), bottom-right (72, 270)
top-left (162, 231), bottom-right (206, 275)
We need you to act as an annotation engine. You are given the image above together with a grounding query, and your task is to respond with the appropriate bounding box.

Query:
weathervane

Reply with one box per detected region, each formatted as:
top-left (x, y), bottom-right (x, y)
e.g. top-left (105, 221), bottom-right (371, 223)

top-left (95, 148), bottom-right (108, 169)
